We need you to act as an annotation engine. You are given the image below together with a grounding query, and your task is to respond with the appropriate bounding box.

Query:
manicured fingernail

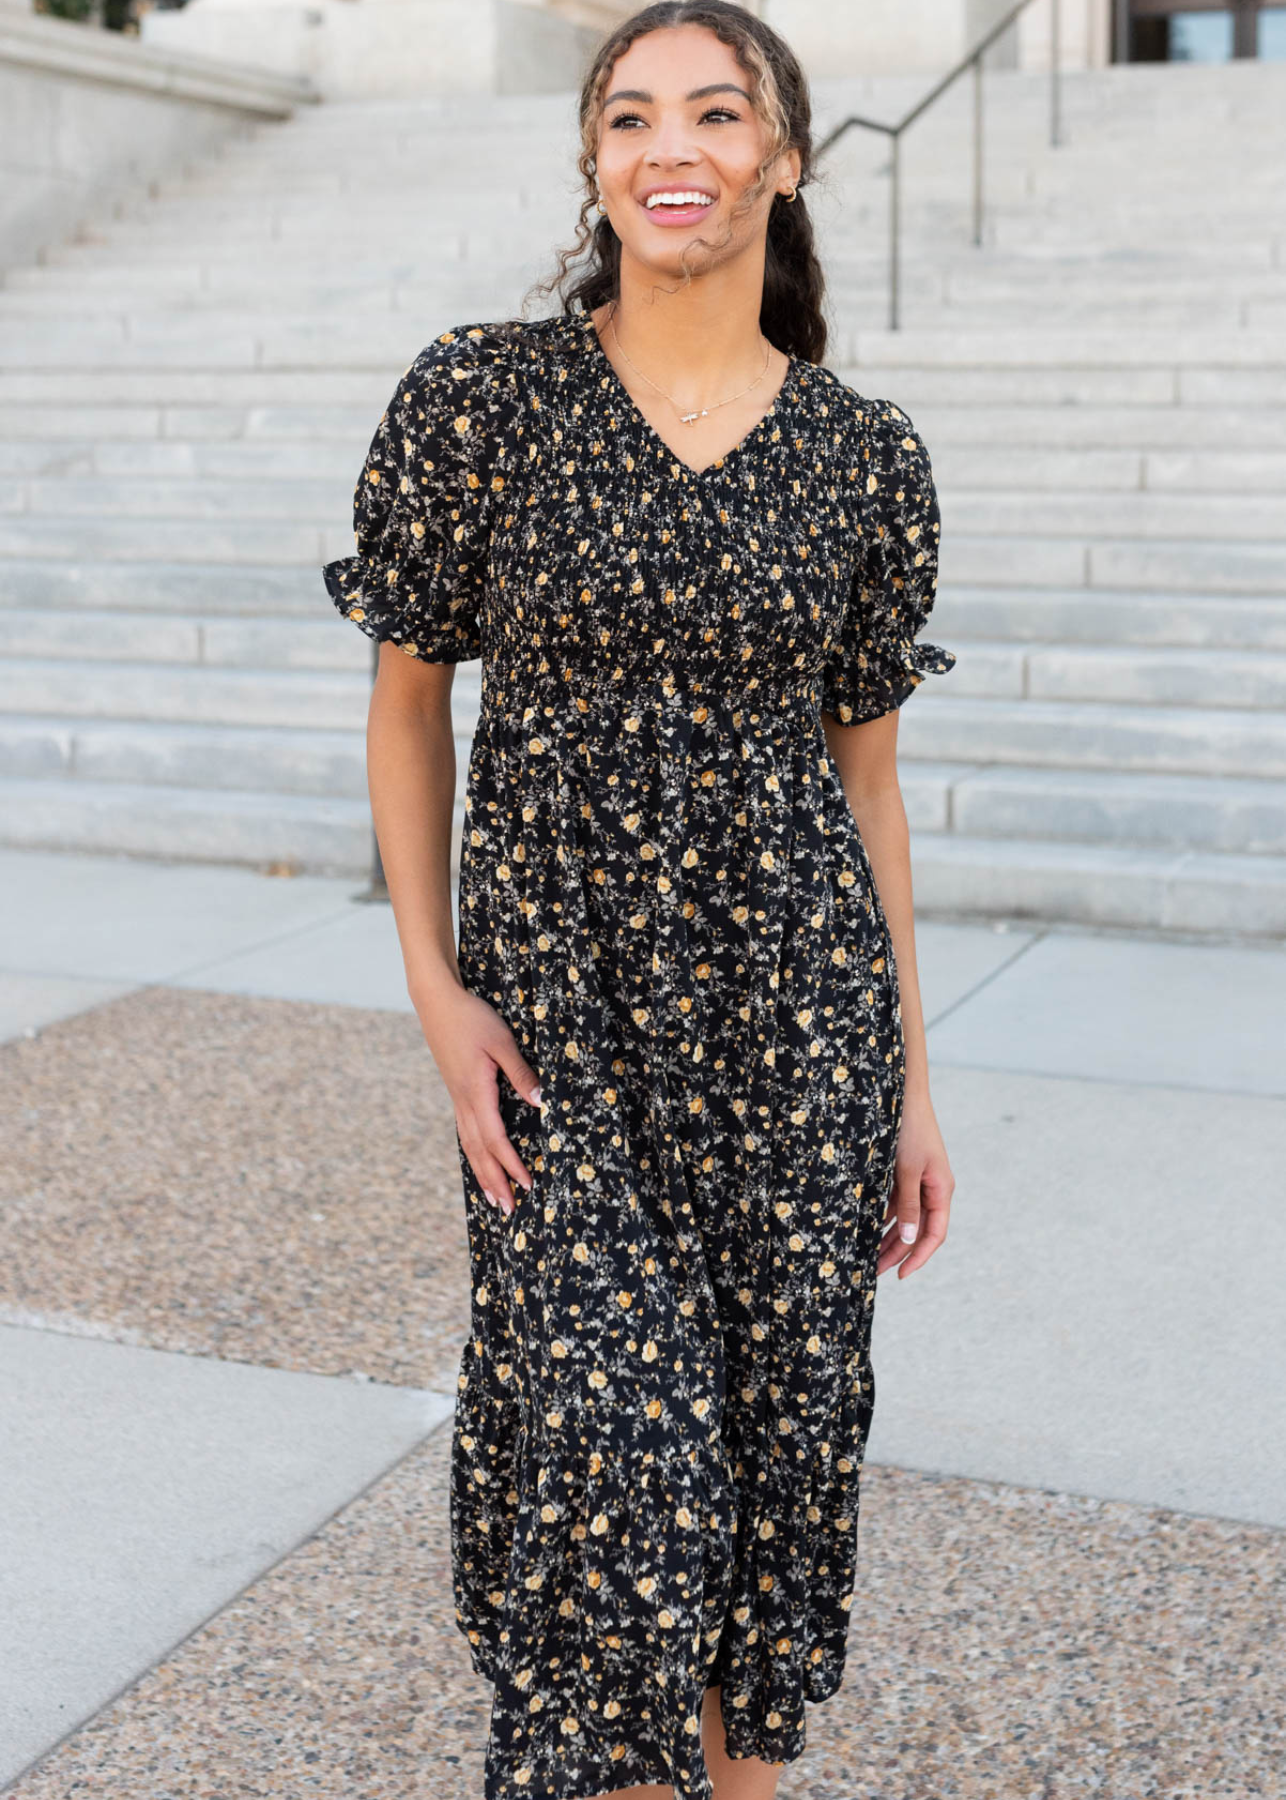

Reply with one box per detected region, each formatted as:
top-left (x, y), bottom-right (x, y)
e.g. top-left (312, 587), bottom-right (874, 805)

top-left (899, 1222), bottom-right (917, 1243)
top-left (483, 1189), bottom-right (498, 1209)
top-left (529, 1085), bottom-right (542, 1104)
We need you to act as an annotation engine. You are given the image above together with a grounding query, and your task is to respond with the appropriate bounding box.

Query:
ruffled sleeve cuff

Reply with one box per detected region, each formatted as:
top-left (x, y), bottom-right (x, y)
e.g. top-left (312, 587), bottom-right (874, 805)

top-left (322, 550), bottom-right (483, 662)
top-left (820, 631), bottom-right (957, 726)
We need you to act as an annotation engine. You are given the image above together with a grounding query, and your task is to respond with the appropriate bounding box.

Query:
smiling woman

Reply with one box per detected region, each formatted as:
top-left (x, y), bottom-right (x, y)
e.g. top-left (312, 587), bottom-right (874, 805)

top-left (321, 7), bottom-right (958, 1800)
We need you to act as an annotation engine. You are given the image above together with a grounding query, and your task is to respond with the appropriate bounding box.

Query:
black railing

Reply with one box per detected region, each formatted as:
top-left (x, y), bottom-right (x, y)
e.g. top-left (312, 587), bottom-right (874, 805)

top-left (816, 0), bottom-right (1066, 330)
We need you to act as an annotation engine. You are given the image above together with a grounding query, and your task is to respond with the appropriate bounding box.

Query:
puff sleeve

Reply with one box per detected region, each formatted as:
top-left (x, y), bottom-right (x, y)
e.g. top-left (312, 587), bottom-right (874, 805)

top-left (821, 399), bottom-right (957, 725)
top-left (322, 325), bottom-right (515, 663)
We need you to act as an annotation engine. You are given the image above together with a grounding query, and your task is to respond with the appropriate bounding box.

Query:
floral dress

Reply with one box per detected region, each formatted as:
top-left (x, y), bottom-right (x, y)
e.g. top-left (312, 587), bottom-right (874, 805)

top-left (323, 307), bottom-right (956, 1800)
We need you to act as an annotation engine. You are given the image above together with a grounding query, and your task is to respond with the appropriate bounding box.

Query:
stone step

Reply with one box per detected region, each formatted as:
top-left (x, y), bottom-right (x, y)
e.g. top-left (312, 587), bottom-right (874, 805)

top-left (0, 714), bottom-right (379, 798)
top-left (985, 224), bottom-right (1281, 264)
top-left (852, 328), bottom-right (1286, 370)
top-left (1181, 370), bottom-right (1286, 408)
top-left (0, 610), bottom-right (370, 673)
top-left (0, 316), bottom-right (486, 372)
top-left (910, 833), bottom-right (1286, 939)
top-left (908, 408), bottom-right (1286, 452)
top-left (944, 491), bottom-right (1286, 540)
top-left (0, 260), bottom-right (544, 296)
top-left (941, 586), bottom-right (1286, 651)
top-left (899, 696), bottom-right (1286, 779)
top-left (0, 440), bottom-right (361, 479)
top-left (0, 775), bottom-right (384, 876)
top-left (4, 659), bottom-right (373, 730)
top-left (0, 558), bottom-right (324, 614)
top-left (841, 365), bottom-right (1253, 406)
top-left (1000, 644), bottom-right (1286, 710)
top-left (1080, 539), bottom-right (1285, 596)
top-left (944, 533), bottom-right (1286, 594)
top-left (11, 474), bottom-right (345, 519)
top-left (0, 369), bottom-right (395, 406)
top-left (0, 405), bottom-right (380, 442)
top-left (0, 517), bottom-right (324, 563)
top-left (945, 766), bottom-right (1286, 857)
top-left (934, 268), bottom-right (1286, 305)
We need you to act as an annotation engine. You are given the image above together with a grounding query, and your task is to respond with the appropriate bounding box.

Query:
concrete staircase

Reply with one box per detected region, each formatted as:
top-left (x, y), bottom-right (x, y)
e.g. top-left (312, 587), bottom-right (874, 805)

top-left (1, 59), bottom-right (1284, 936)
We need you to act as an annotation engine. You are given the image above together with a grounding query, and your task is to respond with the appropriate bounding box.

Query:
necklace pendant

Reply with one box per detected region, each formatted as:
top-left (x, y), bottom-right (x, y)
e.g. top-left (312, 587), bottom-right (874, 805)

top-left (680, 408), bottom-right (709, 425)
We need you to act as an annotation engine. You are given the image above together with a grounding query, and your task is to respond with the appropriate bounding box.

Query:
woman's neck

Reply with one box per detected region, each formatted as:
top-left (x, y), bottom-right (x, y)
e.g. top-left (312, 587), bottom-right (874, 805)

top-left (597, 264), bottom-right (771, 406)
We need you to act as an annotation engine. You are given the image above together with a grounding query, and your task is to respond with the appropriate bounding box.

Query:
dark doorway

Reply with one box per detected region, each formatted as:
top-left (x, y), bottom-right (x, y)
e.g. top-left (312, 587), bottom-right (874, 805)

top-left (1115, 0), bottom-right (1285, 59)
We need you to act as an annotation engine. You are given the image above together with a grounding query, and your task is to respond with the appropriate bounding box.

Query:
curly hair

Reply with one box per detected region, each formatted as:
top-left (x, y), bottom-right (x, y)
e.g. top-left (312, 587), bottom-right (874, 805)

top-left (519, 0), bottom-right (829, 365)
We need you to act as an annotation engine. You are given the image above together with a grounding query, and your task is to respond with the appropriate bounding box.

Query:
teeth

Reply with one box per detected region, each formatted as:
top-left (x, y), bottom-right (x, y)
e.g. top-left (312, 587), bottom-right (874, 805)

top-left (645, 191), bottom-right (715, 209)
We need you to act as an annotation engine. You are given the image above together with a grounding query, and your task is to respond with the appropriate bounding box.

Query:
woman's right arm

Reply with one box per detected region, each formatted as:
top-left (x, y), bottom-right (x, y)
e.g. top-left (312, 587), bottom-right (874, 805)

top-left (368, 642), bottom-right (541, 1217)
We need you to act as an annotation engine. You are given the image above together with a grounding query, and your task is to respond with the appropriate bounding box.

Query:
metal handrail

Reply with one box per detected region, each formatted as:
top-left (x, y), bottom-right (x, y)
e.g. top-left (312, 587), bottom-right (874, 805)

top-left (816, 0), bottom-right (1064, 330)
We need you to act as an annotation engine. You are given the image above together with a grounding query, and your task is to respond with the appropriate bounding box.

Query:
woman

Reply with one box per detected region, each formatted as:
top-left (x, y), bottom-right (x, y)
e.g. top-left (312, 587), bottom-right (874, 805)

top-left (323, 5), bottom-right (957, 1797)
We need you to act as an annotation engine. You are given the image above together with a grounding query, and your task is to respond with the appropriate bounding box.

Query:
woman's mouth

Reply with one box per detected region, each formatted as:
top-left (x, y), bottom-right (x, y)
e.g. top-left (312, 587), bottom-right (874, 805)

top-left (638, 189), bottom-right (717, 227)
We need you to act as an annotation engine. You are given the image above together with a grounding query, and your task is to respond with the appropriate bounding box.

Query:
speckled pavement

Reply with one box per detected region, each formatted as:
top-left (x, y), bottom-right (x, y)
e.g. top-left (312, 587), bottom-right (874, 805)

top-left (6, 1416), bottom-right (1284, 1800)
top-left (3, 984), bottom-right (1283, 1799)
top-left (1, 985), bottom-right (471, 1390)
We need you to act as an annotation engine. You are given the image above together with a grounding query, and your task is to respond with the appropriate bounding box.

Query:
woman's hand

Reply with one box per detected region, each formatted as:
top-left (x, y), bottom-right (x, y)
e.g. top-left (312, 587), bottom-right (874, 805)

top-left (417, 983), bottom-right (543, 1219)
top-left (878, 1090), bottom-right (954, 1279)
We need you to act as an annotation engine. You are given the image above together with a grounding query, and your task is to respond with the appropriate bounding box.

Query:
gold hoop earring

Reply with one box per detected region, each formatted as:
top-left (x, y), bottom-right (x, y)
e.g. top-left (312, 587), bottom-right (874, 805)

top-left (595, 196), bottom-right (607, 215)
top-left (781, 184), bottom-right (798, 204)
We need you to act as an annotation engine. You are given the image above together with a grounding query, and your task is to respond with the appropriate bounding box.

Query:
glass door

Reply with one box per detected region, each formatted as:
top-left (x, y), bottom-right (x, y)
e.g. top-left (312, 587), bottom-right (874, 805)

top-left (1118, 0), bottom-right (1277, 59)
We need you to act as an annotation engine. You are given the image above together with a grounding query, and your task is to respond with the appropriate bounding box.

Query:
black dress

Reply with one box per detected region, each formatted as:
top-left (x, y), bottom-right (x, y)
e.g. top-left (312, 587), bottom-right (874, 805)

top-left (323, 307), bottom-right (956, 1800)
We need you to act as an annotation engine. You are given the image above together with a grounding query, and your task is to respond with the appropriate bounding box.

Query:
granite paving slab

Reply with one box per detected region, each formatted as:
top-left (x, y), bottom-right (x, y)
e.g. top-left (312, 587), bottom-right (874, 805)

top-left (0, 985), bottom-right (474, 1390)
top-left (0, 1325), bottom-right (448, 1787)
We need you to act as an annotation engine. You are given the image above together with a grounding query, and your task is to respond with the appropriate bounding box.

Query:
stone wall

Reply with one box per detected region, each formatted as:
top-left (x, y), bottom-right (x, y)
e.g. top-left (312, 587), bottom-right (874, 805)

top-left (140, 0), bottom-right (602, 100)
top-left (0, 4), bottom-right (313, 272)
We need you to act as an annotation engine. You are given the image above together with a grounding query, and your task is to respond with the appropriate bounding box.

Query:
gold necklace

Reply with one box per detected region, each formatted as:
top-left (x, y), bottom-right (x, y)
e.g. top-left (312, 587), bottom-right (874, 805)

top-left (606, 303), bottom-right (773, 426)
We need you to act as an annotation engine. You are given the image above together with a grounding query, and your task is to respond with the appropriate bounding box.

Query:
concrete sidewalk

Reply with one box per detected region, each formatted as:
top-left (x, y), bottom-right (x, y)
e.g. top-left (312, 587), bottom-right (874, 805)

top-left (1, 844), bottom-right (1283, 1798)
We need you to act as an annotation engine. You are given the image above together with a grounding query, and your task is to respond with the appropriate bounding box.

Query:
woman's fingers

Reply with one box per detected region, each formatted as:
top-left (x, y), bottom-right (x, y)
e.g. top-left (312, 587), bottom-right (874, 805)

top-left (878, 1156), bottom-right (953, 1277)
top-left (459, 1059), bottom-right (536, 1220)
top-left (496, 1043), bottom-right (544, 1110)
top-left (898, 1175), bottom-right (951, 1275)
top-left (878, 1157), bottom-right (921, 1276)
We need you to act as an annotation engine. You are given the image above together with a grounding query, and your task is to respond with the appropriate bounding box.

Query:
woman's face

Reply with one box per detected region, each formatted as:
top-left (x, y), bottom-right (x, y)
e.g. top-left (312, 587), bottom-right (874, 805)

top-left (593, 23), bottom-right (801, 282)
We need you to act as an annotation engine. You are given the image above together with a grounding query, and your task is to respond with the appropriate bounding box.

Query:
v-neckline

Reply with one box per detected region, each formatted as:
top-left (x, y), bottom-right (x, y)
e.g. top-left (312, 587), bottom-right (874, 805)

top-left (575, 308), bottom-right (797, 484)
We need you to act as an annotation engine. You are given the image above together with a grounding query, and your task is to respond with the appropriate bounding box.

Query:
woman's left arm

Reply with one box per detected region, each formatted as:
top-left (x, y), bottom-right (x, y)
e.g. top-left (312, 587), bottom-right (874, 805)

top-left (821, 707), bottom-right (955, 1280)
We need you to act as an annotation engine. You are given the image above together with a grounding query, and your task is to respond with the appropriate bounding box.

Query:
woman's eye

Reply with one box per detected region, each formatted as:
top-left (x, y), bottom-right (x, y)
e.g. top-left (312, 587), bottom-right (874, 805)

top-left (606, 107), bottom-right (741, 130)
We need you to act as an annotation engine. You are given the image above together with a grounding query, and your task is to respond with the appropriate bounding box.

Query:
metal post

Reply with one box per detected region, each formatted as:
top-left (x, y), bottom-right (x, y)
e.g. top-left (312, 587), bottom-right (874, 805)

top-left (972, 51), bottom-right (984, 247)
top-left (889, 130), bottom-right (901, 332)
top-left (1051, 0), bottom-right (1062, 146)
top-left (357, 636), bottom-right (390, 903)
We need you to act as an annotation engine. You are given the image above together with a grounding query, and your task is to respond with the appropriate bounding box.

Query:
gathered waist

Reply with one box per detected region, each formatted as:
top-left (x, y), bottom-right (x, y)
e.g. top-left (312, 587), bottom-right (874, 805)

top-left (479, 662), bottom-right (824, 723)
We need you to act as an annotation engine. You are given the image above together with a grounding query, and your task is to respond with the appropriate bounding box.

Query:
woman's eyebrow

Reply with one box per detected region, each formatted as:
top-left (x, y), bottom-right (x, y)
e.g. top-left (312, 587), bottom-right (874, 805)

top-left (603, 83), bottom-right (753, 106)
